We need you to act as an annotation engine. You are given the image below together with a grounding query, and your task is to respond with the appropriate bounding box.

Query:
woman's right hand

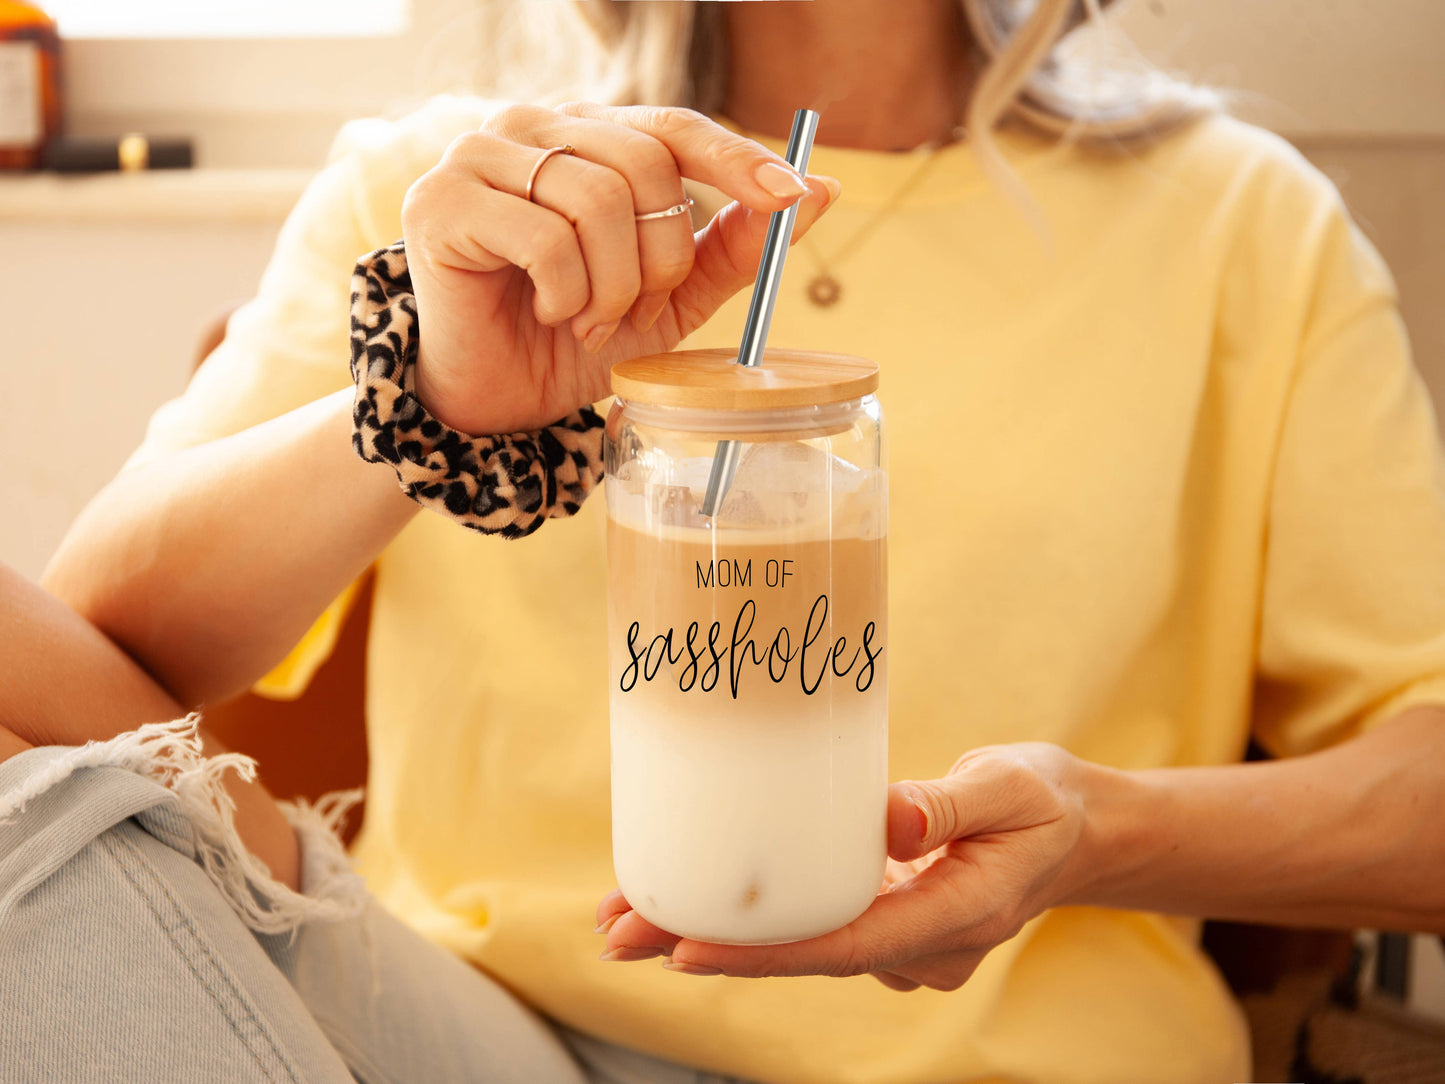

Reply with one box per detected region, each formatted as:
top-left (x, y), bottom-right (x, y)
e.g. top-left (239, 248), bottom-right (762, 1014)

top-left (400, 102), bottom-right (840, 436)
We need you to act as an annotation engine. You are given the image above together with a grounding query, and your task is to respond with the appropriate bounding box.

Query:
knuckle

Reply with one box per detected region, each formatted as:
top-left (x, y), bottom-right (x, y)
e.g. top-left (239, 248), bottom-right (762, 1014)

top-left (926, 970), bottom-right (970, 993)
top-left (668, 286), bottom-right (708, 337)
top-left (530, 220), bottom-right (579, 267)
top-left (485, 102), bottom-right (545, 139)
top-left (593, 276), bottom-right (642, 318)
top-left (992, 754), bottom-right (1031, 789)
top-left (671, 106), bottom-right (709, 127)
top-left (592, 170), bottom-right (635, 212)
top-left (554, 99), bottom-right (598, 118)
top-left (400, 173), bottom-right (430, 218)
top-left (400, 172), bottom-right (444, 233)
top-left (439, 130), bottom-right (487, 168)
top-left (535, 291), bottom-right (574, 323)
top-left (1003, 756), bottom-right (1053, 810)
top-left (573, 172), bottom-right (634, 223)
top-left (917, 783), bottom-right (960, 842)
top-left (622, 133), bottom-right (680, 193)
top-left (949, 747), bottom-right (1017, 788)
top-left (537, 284), bottom-right (585, 325)
top-left (830, 928), bottom-right (876, 979)
top-left (641, 105), bottom-right (704, 139)
top-left (826, 955), bottom-right (868, 980)
top-left (722, 136), bottom-right (772, 172)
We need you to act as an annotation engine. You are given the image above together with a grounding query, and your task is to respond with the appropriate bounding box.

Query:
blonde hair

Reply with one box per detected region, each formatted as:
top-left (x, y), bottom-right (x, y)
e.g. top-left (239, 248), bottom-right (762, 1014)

top-left (457, 0), bottom-right (1217, 174)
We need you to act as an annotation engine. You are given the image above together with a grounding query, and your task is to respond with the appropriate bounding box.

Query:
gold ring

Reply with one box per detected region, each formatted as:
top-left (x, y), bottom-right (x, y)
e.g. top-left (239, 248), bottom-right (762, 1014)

top-left (634, 197), bottom-right (695, 222)
top-left (525, 144), bottom-right (576, 203)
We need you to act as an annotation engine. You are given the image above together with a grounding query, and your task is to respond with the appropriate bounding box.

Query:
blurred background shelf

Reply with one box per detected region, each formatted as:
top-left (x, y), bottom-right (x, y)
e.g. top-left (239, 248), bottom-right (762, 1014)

top-left (0, 168), bottom-right (312, 223)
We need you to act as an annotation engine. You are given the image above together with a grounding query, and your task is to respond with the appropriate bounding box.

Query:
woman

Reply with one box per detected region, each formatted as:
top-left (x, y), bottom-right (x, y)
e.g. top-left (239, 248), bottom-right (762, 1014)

top-left (40, 0), bottom-right (1445, 1081)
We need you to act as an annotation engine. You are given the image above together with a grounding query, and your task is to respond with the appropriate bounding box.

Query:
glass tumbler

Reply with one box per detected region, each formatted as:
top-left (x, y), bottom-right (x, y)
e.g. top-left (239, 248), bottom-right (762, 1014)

top-left (604, 347), bottom-right (888, 945)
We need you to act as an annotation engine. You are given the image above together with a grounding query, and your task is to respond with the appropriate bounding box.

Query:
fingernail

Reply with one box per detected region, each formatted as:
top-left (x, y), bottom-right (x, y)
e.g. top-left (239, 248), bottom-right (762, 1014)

top-left (815, 175), bottom-right (843, 205)
top-left (600, 946), bottom-right (666, 963)
top-left (584, 320), bottom-right (620, 354)
top-left (631, 291), bottom-right (669, 333)
top-left (755, 161), bottom-right (808, 200)
top-left (662, 959), bottom-right (723, 977)
top-left (593, 914), bottom-right (621, 935)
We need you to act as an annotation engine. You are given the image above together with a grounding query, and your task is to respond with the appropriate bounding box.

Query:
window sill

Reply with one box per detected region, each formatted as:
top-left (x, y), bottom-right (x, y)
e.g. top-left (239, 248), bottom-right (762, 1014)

top-left (0, 168), bottom-right (312, 225)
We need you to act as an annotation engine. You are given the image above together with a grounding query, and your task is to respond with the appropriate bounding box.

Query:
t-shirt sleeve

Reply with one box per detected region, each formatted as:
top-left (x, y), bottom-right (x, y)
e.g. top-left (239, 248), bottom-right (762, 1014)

top-left (1252, 203), bottom-right (1445, 757)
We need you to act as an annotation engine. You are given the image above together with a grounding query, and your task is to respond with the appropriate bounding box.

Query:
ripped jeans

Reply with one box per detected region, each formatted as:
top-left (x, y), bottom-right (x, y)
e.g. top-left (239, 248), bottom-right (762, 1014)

top-left (0, 719), bottom-right (751, 1084)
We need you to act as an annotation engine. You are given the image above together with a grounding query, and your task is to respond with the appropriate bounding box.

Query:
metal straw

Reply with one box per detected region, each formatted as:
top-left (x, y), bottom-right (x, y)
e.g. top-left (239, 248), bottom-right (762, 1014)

top-left (700, 107), bottom-right (821, 517)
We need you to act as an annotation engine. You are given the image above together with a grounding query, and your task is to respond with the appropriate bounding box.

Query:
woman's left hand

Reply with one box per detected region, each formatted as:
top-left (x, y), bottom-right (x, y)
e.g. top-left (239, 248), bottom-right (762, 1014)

top-left (596, 744), bottom-right (1096, 992)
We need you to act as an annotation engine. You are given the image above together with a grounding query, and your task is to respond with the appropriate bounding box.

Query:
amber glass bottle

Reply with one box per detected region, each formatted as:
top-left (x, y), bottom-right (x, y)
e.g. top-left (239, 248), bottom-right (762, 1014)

top-left (0, 0), bottom-right (61, 170)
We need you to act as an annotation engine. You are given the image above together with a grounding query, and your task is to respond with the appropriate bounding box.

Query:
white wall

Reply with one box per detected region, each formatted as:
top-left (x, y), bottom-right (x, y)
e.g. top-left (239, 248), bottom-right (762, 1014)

top-left (1116, 0), bottom-right (1445, 137)
top-left (3, 183), bottom-right (294, 577)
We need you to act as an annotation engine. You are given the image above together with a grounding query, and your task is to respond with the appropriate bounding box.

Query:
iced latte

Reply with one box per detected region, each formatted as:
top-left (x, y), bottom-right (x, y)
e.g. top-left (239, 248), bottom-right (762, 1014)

top-left (605, 349), bottom-right (887, 945)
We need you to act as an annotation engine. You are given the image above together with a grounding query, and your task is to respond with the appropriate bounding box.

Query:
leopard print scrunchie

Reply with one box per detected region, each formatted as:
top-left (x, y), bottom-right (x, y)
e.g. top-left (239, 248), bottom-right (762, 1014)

top-left (349, 242), bottom-right (605, 539)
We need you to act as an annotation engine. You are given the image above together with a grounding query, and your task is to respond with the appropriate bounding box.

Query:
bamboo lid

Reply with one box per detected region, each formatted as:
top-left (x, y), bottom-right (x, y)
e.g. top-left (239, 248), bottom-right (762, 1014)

top-left (610, 348), bottom-right (878, 410)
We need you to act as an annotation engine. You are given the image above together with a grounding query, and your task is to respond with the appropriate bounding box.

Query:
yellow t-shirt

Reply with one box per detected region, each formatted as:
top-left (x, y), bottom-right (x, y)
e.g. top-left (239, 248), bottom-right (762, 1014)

top-left (130, 96), bottom-right (1445, 1084)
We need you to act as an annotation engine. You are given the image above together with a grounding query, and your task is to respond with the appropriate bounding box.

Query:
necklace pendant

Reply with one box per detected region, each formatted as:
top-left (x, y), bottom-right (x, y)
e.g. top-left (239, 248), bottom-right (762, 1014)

top-left (807, 273), bottom-right (841, 308)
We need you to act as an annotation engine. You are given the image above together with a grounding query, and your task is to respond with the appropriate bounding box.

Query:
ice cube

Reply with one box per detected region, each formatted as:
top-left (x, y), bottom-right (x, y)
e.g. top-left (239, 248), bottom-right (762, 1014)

top-left (646, 483), bottom-right (699, 527)
top-left (731, 442), bottom-right (837, 497)
top-left (612, 458), bottom-right (645, 495)
top-left (714, 485), bottom-right (769, 527)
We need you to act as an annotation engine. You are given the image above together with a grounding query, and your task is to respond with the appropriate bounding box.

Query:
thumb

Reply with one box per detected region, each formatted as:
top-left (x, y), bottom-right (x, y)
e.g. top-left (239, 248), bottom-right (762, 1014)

top-left (887, 756), bottom-right (1042, 862)
top-left (668, 175), bottom-right (840, 341)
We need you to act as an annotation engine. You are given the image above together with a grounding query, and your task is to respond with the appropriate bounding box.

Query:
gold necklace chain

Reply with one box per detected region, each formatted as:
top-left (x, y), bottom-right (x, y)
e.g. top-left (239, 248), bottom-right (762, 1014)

top-left (800, 126), bottom-right (963, 308)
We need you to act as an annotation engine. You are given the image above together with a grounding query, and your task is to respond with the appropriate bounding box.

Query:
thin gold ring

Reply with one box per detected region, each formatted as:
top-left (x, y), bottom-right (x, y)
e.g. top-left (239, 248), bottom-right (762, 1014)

top-left (634, 197), bottom-right (695, 222)
top-left (525, 144), bottom-right (576, 202)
